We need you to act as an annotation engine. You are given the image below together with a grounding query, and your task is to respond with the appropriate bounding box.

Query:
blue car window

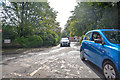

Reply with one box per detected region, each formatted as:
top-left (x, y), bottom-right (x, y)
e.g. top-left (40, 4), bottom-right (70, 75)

top-left (102, 31), bottom-right (120, 44)
top-left (91, 32), bottom-right (105, 44)
top-left (85, 32), bottom-right (91, 40)
top-left (92, 32), bottom-right (102, 41)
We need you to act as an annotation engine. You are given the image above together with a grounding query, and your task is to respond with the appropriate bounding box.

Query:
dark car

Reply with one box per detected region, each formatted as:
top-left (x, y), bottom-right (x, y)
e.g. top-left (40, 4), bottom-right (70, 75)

top-left (80, 29), bottom-right (120, 79)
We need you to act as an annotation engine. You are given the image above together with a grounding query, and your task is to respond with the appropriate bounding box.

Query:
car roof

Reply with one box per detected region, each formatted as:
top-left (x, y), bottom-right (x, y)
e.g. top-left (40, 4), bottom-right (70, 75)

top-left (91, 29), bottom-right (120, 32)
top-left (61, 38), bottom-right (68, 39)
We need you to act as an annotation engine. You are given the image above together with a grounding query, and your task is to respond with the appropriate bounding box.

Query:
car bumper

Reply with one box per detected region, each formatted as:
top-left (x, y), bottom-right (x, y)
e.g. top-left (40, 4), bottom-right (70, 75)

top-left (61, 42), bottom-right (70, 46)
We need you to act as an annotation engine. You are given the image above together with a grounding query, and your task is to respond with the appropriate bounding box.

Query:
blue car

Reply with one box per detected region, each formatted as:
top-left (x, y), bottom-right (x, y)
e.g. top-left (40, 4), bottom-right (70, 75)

top-left (80, 29), bottom-right (120, 79)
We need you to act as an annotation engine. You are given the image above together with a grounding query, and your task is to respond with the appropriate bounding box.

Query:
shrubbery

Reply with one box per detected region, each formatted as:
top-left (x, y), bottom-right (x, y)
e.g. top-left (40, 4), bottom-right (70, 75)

top-left (2, 26), bottom-right (60, 48)
top-left (80, 35), bottom-right (85, 44)
top-left (14, 35), bottom-right (43, 48)
top-left (2, 25), bottom-right (18, 40)
top-left (40, 30), bottom-right (59, 46)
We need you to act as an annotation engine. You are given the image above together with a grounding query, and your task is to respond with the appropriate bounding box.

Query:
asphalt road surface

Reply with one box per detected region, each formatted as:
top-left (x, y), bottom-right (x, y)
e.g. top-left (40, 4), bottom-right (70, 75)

top-left (2, 42), bottom-right (105, 78)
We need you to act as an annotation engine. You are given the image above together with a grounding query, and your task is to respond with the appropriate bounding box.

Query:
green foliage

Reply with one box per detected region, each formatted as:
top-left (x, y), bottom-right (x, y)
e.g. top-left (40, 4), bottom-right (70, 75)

top-left (1, 2), bottom-right (61, 48)
top-left (40, 30), bottom-right (59, 46)
top-left (63, 2), bottom-right (118, 37)
top-left (80, 35), bottom-right (85, 44)
top-left (2, 25), bottom-right (18, 40)
top-left (14, 35), bottom-right (43, 48)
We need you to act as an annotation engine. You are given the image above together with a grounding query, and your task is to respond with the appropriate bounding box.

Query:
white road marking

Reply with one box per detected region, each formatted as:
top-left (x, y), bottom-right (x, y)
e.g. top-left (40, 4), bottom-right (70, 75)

top-left (30, 58), bottom-right (58, 76)
top-left (30, 67), bottom-right (42, 76)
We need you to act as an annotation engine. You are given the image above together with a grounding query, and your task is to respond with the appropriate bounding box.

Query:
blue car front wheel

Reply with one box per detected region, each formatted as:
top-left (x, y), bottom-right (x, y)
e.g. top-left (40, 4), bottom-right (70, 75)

top-left (80, 50), bottom-right (85, 61)
top-left (103, 61), bottom-right (118, 80)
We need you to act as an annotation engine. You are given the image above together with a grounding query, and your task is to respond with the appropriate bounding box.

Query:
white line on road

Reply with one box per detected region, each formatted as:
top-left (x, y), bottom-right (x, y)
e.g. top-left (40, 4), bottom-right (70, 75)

top-left (30, 58), bottom-right (58, 76)
top-left (30, 67), bottom-right (42, 76)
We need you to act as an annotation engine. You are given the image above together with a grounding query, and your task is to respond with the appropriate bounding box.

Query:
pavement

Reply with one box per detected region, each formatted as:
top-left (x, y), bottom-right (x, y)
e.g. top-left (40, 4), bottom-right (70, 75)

top-left (1, 42), bottom-right (104, 78)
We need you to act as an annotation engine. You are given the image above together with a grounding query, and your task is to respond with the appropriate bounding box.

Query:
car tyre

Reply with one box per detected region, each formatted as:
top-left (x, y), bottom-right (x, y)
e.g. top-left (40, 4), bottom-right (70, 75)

top-left (60, 44), bottom-right (62, 47)
top-left (68, 44), bottom-right (70, 47)
top-left (80, 50), bottom-right (85, 61)
top-left (103, 61), bottom-right (119, 80)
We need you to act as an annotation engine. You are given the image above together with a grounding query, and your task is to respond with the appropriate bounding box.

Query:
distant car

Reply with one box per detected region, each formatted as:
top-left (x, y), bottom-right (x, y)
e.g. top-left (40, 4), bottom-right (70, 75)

top-left (60, 38), bottom-right (70, 47)
top-left (80, 29), bottom-right (120, 79)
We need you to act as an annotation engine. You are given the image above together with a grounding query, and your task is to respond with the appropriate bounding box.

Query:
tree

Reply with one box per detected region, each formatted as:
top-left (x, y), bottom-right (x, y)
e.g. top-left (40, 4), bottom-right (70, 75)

top-left (1, 2), bottom-right (61, 47)
top-left (64, 2), bottom-right (119, 37)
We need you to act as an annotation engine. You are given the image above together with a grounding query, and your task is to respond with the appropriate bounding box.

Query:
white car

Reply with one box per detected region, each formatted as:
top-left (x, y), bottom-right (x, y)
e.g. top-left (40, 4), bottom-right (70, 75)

top-left (60, 38), bottom-right (70, 47)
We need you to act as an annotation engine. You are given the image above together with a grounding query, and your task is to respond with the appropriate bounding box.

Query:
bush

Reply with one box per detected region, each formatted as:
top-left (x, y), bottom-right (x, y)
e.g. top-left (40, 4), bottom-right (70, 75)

top-left (2, 25), bottom-right (18, 40)
top-left (40, 30), bottom-right (59, 46)
top-left (80, 35), bottom-right (85, 44)
top-left (14, 35), bottom-right (43, 48)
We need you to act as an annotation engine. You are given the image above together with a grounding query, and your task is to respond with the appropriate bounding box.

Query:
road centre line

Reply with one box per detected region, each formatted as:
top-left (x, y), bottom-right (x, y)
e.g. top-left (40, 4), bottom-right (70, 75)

top-left (30, 67), bottom-right (42, 76)
top-left (30, 58), bottom-right (58, 76)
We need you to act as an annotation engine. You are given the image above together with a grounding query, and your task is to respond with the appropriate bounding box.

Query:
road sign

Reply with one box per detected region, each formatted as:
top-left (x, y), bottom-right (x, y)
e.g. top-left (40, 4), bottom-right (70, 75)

top-left (4, 39), bottom-right (11, 43)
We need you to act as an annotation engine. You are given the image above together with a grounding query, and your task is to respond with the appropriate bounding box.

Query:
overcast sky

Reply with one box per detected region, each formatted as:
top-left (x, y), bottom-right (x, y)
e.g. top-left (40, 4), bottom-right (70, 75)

top-left (48, 0), bottom-right (77, 30)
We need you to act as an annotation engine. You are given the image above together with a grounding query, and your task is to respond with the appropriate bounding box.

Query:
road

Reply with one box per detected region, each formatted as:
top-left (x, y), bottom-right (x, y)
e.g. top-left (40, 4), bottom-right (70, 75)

top-left (2, 42), bottom-right (104, 78)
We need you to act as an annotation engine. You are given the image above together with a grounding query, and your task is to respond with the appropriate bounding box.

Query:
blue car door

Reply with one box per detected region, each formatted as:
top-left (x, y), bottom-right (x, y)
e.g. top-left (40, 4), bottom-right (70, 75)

top-left (82, 32), bottom-right (93, 60)
top-left (88, 32), bottom-right (105, 66)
